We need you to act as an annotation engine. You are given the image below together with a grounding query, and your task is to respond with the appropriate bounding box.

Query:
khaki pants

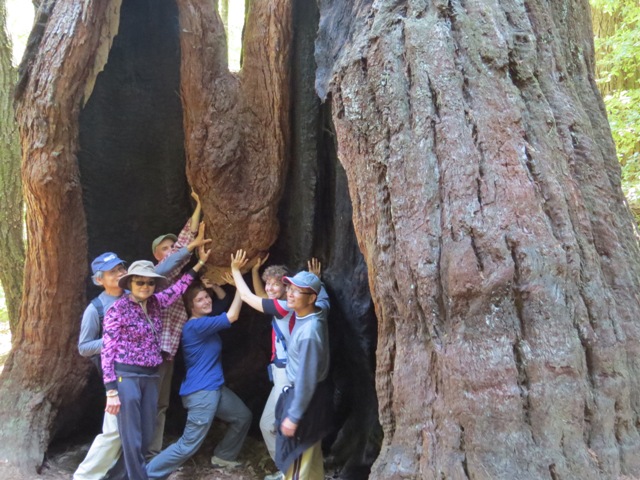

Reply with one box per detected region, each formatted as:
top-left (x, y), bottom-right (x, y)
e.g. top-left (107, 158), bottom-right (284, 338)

top-left (260, 365), bottom-right (289, 461)
top-left (73, 412), bottom-right (121, 480)
top-left (285, 441), bottom-right (323, 480)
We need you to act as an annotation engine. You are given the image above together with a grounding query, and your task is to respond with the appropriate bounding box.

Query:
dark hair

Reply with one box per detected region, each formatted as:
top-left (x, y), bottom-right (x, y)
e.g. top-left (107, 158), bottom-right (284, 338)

top-left (183, 283), bottom-right (208, 318)
top-left (262, 265), bottom-right (289, 283)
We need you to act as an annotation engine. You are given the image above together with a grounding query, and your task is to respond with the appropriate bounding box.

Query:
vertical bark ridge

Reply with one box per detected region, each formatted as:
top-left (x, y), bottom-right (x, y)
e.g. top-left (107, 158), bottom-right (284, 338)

top-left (0, 0), bottom-right (117, 471)
top-left (0, 0), bottom-right (24, 332)
top-left (318, 0), bottom-right (640, 477)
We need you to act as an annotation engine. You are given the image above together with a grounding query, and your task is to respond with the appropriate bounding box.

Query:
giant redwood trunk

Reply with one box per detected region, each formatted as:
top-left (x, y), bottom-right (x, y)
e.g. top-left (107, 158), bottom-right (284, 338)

top-left (0, 0), bottom-right (293, 471)
top-left (316, 0), bottom-right (640, 478)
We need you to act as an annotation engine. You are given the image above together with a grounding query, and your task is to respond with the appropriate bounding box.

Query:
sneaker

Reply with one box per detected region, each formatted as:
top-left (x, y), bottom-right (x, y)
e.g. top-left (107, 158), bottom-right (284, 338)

top-left (264, 471), bottom-right (285, 480)
top-left (210, 455), bottom-right (243, 469)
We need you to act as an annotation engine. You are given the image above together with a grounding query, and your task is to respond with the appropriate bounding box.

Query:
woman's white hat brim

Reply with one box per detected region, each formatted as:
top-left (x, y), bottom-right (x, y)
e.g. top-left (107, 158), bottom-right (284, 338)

top-left (117, 260), bottom-right (168, 289)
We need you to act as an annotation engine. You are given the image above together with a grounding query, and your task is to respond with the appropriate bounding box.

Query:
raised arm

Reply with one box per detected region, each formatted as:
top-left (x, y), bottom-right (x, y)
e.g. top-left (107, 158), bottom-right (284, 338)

top-left (186, 221), bottom-right (212, 253)
top-left (226, 289), bottom-right (243, 323)
top-left (251, 253), bottom-right (269, 298)
top-left (231, 249), bottom-right (265, 312)
top-left (156, 247), bottom-right (210, 309)
top-left (189, 190), bottom-right (202, 233)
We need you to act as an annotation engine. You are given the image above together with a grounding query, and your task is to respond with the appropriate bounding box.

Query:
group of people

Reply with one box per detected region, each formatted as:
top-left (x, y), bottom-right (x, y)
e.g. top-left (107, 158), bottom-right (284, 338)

top-left (73, 193), bottom-right (331, 480)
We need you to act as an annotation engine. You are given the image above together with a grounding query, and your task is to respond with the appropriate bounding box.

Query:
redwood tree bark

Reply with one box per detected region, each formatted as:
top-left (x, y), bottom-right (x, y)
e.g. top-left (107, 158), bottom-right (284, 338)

top-left (317, 0), bottom-right (640, 478)
top-left (0, 0), bottom-right (293, 471)
top-left (176, 0), bottom-right (292, 283)
top-left (0, 0), bottom-right (24, 332)
top-left (0, 0), bottom-right (119, 470)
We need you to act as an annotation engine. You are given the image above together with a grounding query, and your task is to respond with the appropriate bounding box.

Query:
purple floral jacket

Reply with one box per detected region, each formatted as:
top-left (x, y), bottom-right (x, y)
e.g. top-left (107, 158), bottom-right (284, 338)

top-left (102, 272), bottom-right (195, 389)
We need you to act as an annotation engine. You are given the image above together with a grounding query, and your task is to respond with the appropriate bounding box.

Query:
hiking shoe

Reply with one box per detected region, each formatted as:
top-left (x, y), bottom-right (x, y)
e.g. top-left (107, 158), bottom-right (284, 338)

top-left (210, 455), bottom-right (243, 469)
top-left (264, 471), bottom-right (285, 480)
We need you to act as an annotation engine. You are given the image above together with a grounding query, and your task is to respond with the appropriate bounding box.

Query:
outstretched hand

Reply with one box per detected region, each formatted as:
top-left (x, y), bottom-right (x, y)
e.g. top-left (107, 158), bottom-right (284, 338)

top-left (191, 189), bottom-right (201, 206)
top-left (198, 244), bottom-right (211, 264)
top-left (221, 271), bottom-right (236, 286)
top-left (308, 258), bottom-right (322, 278)
top-left (192, 222), bottom-right (212, 248)
top-left (252, 253), bottom-right (270, 272)
top-left (231, 249), bottom-right (249, 272)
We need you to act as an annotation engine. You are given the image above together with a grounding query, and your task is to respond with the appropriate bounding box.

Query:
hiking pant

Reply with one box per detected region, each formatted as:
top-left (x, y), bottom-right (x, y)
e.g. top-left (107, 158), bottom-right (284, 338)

top-left (146, 386), bottom-right (252, 480)
top-left (73, 412), bottom-right (122, 480)
top-left (260, 365), bottom-right (289, 461)
top-left (116, 368), bottom-right (159, 480)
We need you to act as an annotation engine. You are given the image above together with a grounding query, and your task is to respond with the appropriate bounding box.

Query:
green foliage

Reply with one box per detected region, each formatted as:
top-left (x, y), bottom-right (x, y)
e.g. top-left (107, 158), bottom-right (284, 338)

top-left (591, 0), bottom-right (640, 221)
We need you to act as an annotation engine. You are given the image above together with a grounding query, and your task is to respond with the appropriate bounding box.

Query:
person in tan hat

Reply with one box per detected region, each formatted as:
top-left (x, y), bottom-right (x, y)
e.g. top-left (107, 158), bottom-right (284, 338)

top-left (101, 250), bottom-right (209, 480)
top-left (148, 191), bottom-right (216, 457)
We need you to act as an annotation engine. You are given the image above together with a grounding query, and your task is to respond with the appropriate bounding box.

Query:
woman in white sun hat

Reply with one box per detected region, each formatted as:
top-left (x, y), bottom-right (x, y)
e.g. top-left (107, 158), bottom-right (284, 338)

top-left (101, 247), bottom-right (209, 480)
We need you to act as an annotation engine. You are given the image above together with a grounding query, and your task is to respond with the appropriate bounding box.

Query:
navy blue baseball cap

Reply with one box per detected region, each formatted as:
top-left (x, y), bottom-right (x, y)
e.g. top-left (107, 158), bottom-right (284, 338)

top-left (91, 252), bottom-right (126, 275)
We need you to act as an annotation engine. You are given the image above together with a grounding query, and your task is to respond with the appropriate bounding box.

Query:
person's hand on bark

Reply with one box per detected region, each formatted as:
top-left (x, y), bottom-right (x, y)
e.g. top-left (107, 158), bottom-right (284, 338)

top-left (191, 189), bottom-right (200, 206)
top-left (231, 249), bottom-right (249, 272)
top-left (187, 222), bottom-right (212, 252)
top-left (194, 245), bottom-right (211, 273)
top-left (252, 253), bottom-right (269, 274)
top-left (221, 271), bottom-right (236, 286)
top-left (308, 258), bottom-right (322, 278)
top-left (189, 189), bottom-right (203, 233)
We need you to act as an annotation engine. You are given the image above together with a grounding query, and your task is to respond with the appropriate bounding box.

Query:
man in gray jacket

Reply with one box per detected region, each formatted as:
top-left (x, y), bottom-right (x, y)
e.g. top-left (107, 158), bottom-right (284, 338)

top-left (231, 251), bottom-right (330, 480)
top-left (74, 252), bottom-right (127, 480)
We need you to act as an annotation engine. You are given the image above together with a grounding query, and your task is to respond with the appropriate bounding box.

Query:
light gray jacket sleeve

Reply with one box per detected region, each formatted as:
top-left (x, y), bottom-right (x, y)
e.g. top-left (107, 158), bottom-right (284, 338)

top-left (155, 246), bottom-right (191, 280)
top-left (314, 284), bottom-right (330, 312)
top-left (78, 304), bottom-right (102, 357)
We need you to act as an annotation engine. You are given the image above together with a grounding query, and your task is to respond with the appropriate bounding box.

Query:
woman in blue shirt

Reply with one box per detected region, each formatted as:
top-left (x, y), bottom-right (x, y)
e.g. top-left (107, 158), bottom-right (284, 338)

top-left (146, 282), bottom-right (251, 479)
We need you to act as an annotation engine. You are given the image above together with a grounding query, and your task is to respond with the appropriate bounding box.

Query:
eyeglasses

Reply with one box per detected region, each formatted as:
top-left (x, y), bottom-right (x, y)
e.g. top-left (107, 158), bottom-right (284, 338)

top-left (285, 286), bottom-right (313, 296)
top-left (134, 280), bottom-right (156, 287)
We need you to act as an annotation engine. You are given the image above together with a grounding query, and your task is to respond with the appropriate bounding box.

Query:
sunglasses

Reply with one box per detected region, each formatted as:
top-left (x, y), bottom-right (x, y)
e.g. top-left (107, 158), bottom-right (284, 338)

top-left (134, 280), bottom-right (156, 287)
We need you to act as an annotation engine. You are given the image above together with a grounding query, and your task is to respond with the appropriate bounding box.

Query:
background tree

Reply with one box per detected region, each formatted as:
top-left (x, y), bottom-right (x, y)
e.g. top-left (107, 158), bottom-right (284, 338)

top-left (0, 0), bottom-right (24, 332)
top-left (591, 0), bottom-right (640, 220)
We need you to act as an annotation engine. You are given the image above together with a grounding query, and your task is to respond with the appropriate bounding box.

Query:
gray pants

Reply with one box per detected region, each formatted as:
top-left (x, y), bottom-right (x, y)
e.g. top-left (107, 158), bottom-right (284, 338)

top-left (146, 386), bottom-right (252, 480)
top-left (116, 369), bottom-right (159, 480)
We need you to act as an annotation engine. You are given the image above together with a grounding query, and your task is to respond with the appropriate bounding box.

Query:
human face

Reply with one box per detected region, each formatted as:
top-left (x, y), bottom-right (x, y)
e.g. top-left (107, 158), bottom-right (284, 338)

top-left (265, 277), bottom-right (286, 300)
top-left (285, 284), bottom-right (316, 313)
top-left (190, 289), bottom-right (213, 318)
top-left (129, 275), bottom-right (157, 302)
top-left (96, 264), bottom-right (126, 295)
top-left (153, 238), bottom-right (175, 261)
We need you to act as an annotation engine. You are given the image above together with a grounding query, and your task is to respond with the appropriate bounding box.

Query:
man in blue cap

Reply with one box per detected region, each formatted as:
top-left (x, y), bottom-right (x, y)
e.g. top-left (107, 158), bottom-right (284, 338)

top-left (74, 252), bottom-right (127, 480)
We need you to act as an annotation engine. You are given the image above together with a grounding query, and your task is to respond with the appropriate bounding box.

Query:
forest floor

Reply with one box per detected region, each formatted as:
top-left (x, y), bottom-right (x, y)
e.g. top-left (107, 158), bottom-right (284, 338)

top-left (0, 296), bottom-right (340, 480)
top-left (0, 429), bottom-right (342, 480)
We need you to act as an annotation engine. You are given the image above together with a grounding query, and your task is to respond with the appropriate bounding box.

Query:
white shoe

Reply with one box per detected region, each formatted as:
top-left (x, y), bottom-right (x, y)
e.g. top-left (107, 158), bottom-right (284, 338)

top-left (210, 455), bottom-right (243, 469)
top-left (264, 471), bottom-right (285, 480)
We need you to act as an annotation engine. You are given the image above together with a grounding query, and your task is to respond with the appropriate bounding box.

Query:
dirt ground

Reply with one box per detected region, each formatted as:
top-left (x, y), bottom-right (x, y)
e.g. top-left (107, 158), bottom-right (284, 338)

top-left (0, 430), bottom-right (341, 480)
